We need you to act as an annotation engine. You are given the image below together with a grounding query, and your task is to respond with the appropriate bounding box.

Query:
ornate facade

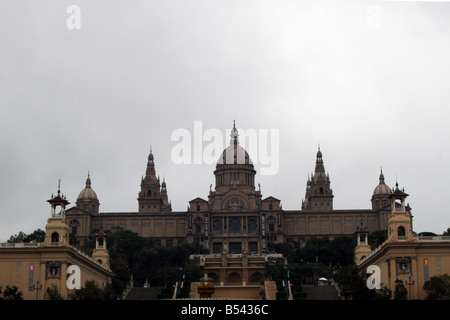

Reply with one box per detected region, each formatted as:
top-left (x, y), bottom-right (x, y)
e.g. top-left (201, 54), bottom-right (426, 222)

top-left (355, 186), bottom-right (450, 300)
top-left (66, 123), bottom-right (392, 256)
top-left (0, 182), bottom-right (113, 300)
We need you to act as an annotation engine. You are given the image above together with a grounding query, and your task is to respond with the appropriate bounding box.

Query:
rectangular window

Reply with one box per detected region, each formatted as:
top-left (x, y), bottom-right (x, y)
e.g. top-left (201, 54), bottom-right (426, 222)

top-left (229, 242), bottom-right (242, 254)
top-left (249, 242), bottom-right (258, 254)
top-left (213, 242), bottom-right (222, 254)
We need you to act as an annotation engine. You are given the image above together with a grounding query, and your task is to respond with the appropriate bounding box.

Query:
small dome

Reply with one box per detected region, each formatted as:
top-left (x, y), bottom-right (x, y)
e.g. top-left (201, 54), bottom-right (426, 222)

top-left (373, 170), bottom-right (390, 195)
top-left (77, 174), bottom-right (98, 201)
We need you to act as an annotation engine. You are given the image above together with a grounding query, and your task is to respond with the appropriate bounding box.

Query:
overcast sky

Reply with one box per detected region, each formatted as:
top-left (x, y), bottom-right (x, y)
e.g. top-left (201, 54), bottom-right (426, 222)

top-left (1, 0), bottom-right (449, 242)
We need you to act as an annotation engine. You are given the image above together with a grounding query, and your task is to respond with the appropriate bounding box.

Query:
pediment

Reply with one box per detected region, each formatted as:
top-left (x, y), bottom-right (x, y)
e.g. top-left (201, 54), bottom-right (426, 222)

top-left (189, 197), bottom-right (208, 203)
top-left (262, 196), bottom-right (280, 203)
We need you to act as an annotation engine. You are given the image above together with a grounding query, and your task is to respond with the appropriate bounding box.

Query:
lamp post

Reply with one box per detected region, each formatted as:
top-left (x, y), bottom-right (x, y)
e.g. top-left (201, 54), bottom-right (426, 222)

top-left (404, 273), bottom-right (415, 300)
top-left (33, 280), bottom-right (42, 300)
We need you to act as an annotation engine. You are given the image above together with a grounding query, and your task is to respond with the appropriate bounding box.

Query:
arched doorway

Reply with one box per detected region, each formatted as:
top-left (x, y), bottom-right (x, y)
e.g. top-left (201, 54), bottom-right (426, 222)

top-left (228, 272), bottom-right (241, 284)
top-left (208, 272), bottom-right (219, 284)
top-left (250, 272), bottom-right (264, 284)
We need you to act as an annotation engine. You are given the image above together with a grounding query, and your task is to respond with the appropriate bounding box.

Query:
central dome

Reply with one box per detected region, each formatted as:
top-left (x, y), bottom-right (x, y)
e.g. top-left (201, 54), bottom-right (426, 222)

top-left (213, 121), bottom-right (256, 191)
top-left (373, 170), bottom-right (391, 196)
top-left (77, 174), bottom-right (98, 201)
top-left (216, 121), bottom-right (253, 165)
top-left (217, 143), bottom-right (253, 165)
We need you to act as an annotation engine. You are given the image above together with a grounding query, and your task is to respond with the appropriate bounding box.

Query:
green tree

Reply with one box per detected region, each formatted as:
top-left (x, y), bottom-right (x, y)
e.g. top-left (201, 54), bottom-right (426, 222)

top-left (374, 286), bottom-right (392, 300)
top-left (0, 286), bottom-right (24, 300)
top-left (442, 228), bottom-right (450, 236)
top-left (45, 284), bottom-right (64, 300)
top-left (393, 279), bottom-right (408, 300)
top-left (7, 229), bottom-right (46, 243)
top-left (423, 274), bottom-right (450, 300)
top-left (184, 263), bottom-right (203, 282)
top-left (69, 280), bottom-right (114, 300)
top-left (7, 231), bottom-right (27, 243)
top-left (24, 229), bottom-right (46, 243)
top-left (284, 236), bottom-right (355, 268)
top-left (334, 265), bottom-right (375, 300)
top-left (368, 230), bottom-right (388, 249)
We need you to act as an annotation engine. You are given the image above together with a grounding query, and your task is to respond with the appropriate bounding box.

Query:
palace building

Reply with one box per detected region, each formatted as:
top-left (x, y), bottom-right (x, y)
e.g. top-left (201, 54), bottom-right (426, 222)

top-left (66, 122), bottom-right (392, 258)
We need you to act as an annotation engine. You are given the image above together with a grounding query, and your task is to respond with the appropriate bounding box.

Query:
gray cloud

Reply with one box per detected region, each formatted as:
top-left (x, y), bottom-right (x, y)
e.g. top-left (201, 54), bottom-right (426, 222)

top-left (1, 0), bottom-right (449, 241)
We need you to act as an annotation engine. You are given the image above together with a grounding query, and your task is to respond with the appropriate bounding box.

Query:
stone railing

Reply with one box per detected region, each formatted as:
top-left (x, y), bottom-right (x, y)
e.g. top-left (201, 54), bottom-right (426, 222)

top-left (358, 236), bottom-right (450, 266)
top-left (417, 236), bottom-right (450, 242)
top-left (0, 242), bottom-right (108, 271)
top-left (0, 242), bottom-right (40, 248)
top-left (71, 245), bottom-right (109, 271)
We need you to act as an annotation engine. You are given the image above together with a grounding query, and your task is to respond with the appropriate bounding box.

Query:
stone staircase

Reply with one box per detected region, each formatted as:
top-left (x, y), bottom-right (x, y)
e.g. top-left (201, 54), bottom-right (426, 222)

top-left (125, 287), bottom-right (164, 300)
top-left (301, 285), bottom-right (341, 300)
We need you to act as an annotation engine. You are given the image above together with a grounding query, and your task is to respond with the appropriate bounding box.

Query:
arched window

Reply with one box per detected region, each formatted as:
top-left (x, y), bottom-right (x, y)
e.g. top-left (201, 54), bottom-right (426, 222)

top-left (398, 226), bottom-right (406, 238)
top-left (320, 187), bottom-right (324, 194)
top-left (229, 218), bottom-right (241, 234)
top-left (147, 190), bottom-right (152, 197)
top-left (51, 232), bottom-right (59, 245)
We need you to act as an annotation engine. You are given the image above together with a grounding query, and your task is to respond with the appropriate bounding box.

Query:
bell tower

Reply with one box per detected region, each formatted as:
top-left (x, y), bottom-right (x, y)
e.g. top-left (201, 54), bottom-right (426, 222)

top-left (92, 230), bottom-right (111, 270)
top-left (44, 180), bottom-right (71, 247)
top-left (354, 222), bottom-right (372, 264)
top-left (386, 182), bottom-right (416, 242)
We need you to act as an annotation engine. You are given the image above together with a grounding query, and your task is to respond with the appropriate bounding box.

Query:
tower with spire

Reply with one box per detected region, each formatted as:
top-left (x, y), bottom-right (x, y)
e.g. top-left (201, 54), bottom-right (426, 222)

top-left (302, 146), bottom-right (334, 210)
top-left (138, 148), bottom-right (172, 212)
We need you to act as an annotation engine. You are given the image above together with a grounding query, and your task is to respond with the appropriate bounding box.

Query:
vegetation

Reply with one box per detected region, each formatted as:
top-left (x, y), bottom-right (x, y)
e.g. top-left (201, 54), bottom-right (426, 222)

top-left (7, 229), bottom-right (45, 243)
top-left (334, 265), bottom-right (392, 300)
top-left (7, 226), bottom-right (450, 300)
top-left (74, 226), bottom-right (203, 297)
top-left (393, 279), bottom-right (408, 300)
top-left (0, 286), bottom-right (23, 300)
top-left (69, 280), bottom-right (115, 300)
top-left (423, 274), bottom-right (450, 300)
top-left (274, 235), bottom-right (357, 268)
top-left (45, 284), bottom-right (64, 300)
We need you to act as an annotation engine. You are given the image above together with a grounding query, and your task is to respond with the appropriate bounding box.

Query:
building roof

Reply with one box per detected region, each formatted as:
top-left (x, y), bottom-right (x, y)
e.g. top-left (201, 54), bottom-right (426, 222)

top-left (373, 169), bottom-right (391, 196)
top-left (77, 173), bottom-right (98, 201)
top-left (216, 121), bottom-right (253, 165)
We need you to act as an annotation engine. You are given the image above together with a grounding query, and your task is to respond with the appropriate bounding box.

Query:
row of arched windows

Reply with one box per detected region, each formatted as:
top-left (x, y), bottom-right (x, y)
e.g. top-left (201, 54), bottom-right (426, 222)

top-left (193, 216), bottom-right (279, 235)
top-left (216, 172), bottom-right (254, 187)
